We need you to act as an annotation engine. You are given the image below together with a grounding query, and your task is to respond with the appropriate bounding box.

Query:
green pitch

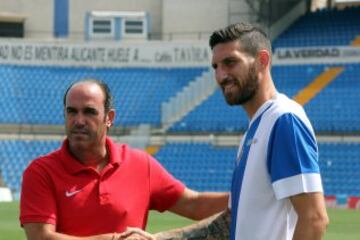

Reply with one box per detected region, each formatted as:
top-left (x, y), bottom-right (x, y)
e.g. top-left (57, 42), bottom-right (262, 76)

top-left (1, 202), bottom-right (359, 240)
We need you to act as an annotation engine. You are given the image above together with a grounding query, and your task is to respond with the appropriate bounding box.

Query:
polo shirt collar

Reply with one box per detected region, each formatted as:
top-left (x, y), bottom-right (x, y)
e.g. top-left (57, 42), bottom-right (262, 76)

top-left (60, 137), bottom-right (122, 175)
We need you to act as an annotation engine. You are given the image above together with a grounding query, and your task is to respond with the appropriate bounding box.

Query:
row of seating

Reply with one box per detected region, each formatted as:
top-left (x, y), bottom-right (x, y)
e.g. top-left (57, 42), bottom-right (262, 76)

top-left (0, 65), bottom-right (207, 126)
top-left (171, 63), bottom-right (360, 133)
top-left (1, 140), bottom-right (359, 196)
top-left (0, 62), bottom-right (359, 133)
top-left (273, 7), bottom-right (360, 48)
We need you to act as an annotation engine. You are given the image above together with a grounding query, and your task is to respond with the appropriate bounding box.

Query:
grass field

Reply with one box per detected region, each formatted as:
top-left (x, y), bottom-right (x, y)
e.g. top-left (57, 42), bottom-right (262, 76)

top-left (1, 202), bottom-right (359, 240)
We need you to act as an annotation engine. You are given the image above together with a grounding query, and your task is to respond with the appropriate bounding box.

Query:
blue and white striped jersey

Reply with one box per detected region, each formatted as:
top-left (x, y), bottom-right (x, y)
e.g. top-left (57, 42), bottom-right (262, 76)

top-left (230, 93), bottom-right (323, 240)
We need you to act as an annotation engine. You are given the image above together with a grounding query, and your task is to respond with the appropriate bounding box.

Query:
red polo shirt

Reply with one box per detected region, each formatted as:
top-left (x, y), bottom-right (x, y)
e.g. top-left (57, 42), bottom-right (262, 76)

top-left (20, 137), bottom-right (185, 236)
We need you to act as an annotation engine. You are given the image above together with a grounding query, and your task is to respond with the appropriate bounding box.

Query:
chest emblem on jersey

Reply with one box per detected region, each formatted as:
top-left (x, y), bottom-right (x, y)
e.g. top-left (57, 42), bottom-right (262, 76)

top-left (246, 138), bottom-right (258, 147)
top-left (237, 138), bottom-right (258, 165)
top-left (65, 189), bottom-right (82, 197)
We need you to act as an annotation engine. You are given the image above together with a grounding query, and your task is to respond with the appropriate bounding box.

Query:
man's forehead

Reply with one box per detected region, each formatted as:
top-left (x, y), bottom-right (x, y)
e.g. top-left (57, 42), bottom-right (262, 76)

top-left (211, 41), bottom-right (242, 61)
top-left (67, 82), bottom-right (103, 99)
top-left (66, 90), bottom-right (104, 108)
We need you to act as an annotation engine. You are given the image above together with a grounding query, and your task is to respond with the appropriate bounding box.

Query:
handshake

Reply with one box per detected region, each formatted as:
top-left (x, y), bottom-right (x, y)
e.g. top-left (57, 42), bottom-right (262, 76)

top-left (113, 227), bottom-right (156, 240)
top-left (112, 210), bottom-right (230, 240)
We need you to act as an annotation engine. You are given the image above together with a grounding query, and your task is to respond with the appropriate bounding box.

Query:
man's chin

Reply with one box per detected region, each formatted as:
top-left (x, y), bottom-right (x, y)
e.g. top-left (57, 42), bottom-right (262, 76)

top-left (69, 136), bottom-right (89, 146)
top-left (69, 132), bottom-right (89, 140)
top-left (69, 140), bottom-right (90, 151)
top-left (224, 96), bottom-right (241, 106)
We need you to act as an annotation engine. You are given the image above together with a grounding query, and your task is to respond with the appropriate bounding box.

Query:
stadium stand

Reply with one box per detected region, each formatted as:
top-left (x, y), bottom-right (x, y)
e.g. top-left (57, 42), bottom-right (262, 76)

top-left (0, 140), bottom-right (61, 193)
top-left (1, 140), bottom-right (359, 198)
top-left (0, 65), bottom-right (207, 127)
top-left (0, 6), bottom-right (359, 206)
top-left (155, 142), bottom-right (235, 191)
top-left (170, 63), bottom-right (360, 133)
top-left (305, 63), bottom-right (360, 133)
top-left (272, 6), bottom-right (360, 48)
top-left (319, 142), bottom-right (360, 197)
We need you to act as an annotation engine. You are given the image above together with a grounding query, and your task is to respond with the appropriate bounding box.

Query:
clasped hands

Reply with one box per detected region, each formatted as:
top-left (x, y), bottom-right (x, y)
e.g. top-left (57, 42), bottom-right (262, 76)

top-left (114, 227), bottom-right (157, 240)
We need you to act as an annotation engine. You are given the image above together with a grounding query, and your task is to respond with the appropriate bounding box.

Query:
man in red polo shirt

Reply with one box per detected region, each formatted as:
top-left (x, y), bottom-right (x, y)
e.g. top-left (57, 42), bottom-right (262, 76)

top-left (20, 79), bottom-right (228, 240)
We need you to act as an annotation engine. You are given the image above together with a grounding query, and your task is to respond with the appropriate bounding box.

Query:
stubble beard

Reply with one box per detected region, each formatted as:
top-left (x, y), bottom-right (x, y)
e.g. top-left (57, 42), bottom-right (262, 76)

top-left (223, 64), bottom-right (259, 106)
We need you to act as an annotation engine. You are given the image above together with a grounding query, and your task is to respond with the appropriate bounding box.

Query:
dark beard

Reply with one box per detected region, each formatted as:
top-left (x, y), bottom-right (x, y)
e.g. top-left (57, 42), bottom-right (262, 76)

top-left (223, 64), bottom-right (259, 106)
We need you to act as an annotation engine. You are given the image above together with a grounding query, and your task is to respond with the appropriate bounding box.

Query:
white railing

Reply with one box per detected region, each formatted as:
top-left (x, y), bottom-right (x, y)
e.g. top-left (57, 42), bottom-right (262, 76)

top-left (161, 69), bottom-right (217, 131)
top-left (116, 124), bottom-right (151, 149)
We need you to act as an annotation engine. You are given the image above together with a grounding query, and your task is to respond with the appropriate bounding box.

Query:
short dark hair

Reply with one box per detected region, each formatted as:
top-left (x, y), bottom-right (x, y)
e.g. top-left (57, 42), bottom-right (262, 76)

top-left (209, 22), bottom-right (272, 57)
top-left (63, 79), bottom-right (113, 113)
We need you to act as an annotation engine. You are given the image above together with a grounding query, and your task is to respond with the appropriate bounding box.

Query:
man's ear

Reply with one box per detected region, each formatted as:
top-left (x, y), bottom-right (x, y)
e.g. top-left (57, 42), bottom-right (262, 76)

top-left (106, 109), bottom-right (115, 128)
top-left (257, 50), bottom-right (270, 70)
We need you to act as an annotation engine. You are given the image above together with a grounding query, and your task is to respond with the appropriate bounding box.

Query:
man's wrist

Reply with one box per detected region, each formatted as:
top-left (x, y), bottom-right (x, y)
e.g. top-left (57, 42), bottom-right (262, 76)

top-left (111, 232), bottom-right (121, 240)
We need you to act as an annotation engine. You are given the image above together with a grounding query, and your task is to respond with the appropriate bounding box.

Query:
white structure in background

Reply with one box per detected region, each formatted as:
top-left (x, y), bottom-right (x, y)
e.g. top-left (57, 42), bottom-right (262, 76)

top-left (161, 69), bottom-right (217, 131)
top-left (0, 187), bottom-right (13, 202)
top-left (85, 11), bottom-right (150, 41)
top-left (116, 124), bottom-right (151, 149)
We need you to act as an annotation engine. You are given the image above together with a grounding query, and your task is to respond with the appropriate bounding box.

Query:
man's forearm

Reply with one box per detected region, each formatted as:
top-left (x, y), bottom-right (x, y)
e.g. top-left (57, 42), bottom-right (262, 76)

top-left (154, 209), bottom-right (230, 240)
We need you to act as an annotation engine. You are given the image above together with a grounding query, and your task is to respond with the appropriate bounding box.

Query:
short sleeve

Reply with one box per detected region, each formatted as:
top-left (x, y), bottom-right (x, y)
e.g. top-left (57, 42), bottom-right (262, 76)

top-left (267, 113), bottom-right (323, 199)
top-left (147, 154), bottom-right (185, 212)
top-left (20, 161), bottom-right (57, 226)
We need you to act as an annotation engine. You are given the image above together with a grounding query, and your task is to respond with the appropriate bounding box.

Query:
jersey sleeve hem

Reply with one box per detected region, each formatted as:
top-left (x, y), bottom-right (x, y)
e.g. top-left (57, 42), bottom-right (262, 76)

top-left (20, 215), bottom-right (56, 227)
top-left (156, 182), bottom-right (186, 212)
top-left (272, 173), bottom-right (323, 200)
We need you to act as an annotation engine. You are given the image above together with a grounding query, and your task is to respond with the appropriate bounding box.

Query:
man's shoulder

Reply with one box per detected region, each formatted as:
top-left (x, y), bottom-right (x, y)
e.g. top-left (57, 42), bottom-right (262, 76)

top-left (25, 148), bottom-right (62, 172)
top-left (267, 94), bottom-right (307, 120)
top-left (115, 142), bottom-right (152, 164)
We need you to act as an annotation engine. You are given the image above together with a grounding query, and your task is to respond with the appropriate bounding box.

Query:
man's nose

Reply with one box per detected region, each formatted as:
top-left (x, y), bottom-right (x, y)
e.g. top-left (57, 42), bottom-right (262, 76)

top-left (73, 114), bottom-right (86, 126)
top-left (215, 68), bottom-right (228, 84)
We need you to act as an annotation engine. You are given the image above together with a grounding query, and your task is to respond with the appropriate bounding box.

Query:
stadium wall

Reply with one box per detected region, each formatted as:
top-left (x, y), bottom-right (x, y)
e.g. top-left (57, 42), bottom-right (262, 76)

top-left (69, 0), bottom-right (162, 40)
top-left (0, 0), bottom-right (230, 41)
top-left (0, 0), bottom-right (308, 41)
top-left (0, 0), bottom-right (53, 39)
top-left (0, 0), bottom-right (163, 40)
top-left (162, 0), bottom-right (229, 40)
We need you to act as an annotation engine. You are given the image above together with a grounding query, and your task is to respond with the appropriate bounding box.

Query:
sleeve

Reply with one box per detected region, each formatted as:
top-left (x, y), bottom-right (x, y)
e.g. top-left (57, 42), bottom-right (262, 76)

top-left (267, 113), bottom-right (323, 200)
top-left (20, 161), bottom-right (57, 226)
top-left (147, 154), bottom-right (185, 212)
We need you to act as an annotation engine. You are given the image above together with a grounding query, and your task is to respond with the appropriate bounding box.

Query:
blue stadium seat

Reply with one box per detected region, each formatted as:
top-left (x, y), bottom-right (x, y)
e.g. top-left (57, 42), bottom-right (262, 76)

top-left (0, 65), bottom-right (207, 127)
top-left (273, 7), bottom-right (360, 48)
top-left (0, 140), bottom-right (359, 196)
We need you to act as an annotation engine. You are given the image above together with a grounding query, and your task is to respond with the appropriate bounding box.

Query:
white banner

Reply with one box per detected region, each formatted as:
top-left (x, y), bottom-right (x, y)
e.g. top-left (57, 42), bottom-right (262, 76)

top-left (0, 40), bottom-right (211, 67)
top-left (274, 46), bottom-right (360, 65)
top-left (1, 40), bottom-right (359, 67)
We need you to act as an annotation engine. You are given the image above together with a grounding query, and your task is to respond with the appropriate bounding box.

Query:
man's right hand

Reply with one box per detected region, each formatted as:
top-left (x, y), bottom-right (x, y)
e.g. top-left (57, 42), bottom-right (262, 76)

top-left (119, 227), bottom-right (156, 240)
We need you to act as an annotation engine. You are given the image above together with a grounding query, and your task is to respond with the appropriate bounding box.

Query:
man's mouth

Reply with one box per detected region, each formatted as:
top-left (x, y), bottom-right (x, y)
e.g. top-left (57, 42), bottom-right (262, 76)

top-left (222, 82), bottom-right (237, 94)
top-left (71, 130), bottom-right (88, 136)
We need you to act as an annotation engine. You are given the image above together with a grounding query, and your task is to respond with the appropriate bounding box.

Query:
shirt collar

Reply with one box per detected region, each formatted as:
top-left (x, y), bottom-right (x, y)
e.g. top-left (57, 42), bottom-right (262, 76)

top-left (248, 92), bottom-right (278, 127)
top-left (60, 137), bottom-right (121, 175)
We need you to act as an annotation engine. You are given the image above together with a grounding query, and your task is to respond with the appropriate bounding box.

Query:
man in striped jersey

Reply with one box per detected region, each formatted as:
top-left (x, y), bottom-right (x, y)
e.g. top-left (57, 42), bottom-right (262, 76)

top-left (122, 22), bottom-right (329, 240)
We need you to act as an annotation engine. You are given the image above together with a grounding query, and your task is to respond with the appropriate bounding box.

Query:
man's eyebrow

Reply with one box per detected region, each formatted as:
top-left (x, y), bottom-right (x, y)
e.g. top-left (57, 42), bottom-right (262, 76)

top-left (66, 106), bottom-right (76, 111)
top-left (84, 107), bottom-right (99, 113)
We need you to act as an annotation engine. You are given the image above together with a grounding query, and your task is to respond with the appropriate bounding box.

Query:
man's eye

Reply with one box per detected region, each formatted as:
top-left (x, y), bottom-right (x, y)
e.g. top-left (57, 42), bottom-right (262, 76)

top-left (66, 109), bottom-right (76, 114)
top-left (225, 59), bottom-right (236, 65)
top-left (85, 109), bottom-right (98, 115)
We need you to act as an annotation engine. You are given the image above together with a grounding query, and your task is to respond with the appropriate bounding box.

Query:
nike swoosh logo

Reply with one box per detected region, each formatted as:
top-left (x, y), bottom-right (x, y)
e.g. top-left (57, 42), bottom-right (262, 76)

top-left (65, 189), bottom-right (82, 197)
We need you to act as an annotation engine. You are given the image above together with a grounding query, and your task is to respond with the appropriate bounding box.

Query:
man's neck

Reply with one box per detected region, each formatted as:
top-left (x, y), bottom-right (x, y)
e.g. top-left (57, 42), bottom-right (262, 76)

top-left (243, 78), bottom-right (276, 119)
top-left (70, 145), bottom-right (109, 172)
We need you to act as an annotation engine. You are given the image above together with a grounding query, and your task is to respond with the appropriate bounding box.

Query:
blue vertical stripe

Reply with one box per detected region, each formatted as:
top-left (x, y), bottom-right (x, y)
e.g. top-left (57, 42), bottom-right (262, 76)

top-left (146, 12), bottom-right (151, 38)
top-left (115, 17), bottom-right (121, 40)
top-left (54, 0), bottom-right (69, 38)
top-left (84, 12), bottom-right (90, 41)
top-left (230, 104), bottom-right (273, 240)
